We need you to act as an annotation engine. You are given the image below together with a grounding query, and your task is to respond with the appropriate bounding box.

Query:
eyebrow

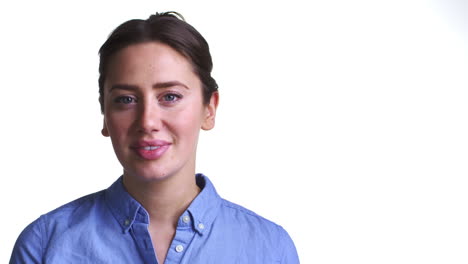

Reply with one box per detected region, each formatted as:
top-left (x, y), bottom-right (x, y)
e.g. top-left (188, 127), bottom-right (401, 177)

top-left (109, 81), bottom-right (189, 92)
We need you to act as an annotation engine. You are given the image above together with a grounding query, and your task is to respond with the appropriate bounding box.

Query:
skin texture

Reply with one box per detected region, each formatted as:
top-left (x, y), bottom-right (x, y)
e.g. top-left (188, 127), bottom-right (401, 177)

top-left (101, 42), bottom-right (218, 263)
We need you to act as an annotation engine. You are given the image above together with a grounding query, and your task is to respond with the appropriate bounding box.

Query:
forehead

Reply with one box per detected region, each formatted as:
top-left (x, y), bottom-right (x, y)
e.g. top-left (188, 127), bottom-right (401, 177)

top-left (104, 42), bottom-right (198, 88)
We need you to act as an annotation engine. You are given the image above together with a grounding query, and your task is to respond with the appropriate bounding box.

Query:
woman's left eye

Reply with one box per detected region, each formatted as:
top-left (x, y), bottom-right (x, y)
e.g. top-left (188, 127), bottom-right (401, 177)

top-left (161, 93), bottom-right (181, 102)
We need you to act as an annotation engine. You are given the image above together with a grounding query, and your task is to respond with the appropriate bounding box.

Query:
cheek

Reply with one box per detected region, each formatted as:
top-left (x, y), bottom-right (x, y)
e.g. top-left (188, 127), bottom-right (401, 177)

top-left (167, 109), bottom-right (204, 141)
top-left (105, 114), bottom-right (131, 139)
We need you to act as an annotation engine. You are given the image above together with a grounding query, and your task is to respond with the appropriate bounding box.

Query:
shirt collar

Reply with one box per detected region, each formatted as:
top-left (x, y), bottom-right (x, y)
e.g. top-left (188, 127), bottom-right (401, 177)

top-left (186, 173), bottom-right (222, 235)
top-left (104, 174), bottom-right (222, 235)
top-left (104, 176), bottom-right (145, 233)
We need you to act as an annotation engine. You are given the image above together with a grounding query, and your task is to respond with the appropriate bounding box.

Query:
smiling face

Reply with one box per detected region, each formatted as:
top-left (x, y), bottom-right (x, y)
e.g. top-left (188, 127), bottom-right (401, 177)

top-left (102, 42), bottom-right (218, 183)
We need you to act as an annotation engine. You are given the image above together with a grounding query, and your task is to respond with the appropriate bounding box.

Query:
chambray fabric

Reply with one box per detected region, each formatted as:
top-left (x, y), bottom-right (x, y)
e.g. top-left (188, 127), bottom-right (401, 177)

top-left (10, 174), bottom-right (299, 263)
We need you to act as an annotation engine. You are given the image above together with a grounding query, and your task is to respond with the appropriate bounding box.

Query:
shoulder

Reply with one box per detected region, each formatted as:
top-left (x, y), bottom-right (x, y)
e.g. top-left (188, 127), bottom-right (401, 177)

top-left (41, 190), bottom-right (106, 229)
top-left (10, 190), bottom-right (106, 263)
top-left (220, 198), bottom-right (278, 227)
top-left (216, 199), bottom-right (300, 263)
top-left (52, 190), bottom-right (103, 210)
top-left (218, 198), bottom-right (289, 237)
top-left (10, 213), bottom-right (45, 263)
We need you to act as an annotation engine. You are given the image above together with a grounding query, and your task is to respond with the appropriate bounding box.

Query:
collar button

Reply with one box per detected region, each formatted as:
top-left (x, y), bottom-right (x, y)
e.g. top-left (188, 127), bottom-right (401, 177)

top-left (182, 215), bottom-right (190, 223)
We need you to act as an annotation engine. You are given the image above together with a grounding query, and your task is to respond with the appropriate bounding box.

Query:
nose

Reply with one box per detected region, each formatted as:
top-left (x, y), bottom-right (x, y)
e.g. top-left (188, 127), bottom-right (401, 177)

top-left (136, 98), bottom-right (162, 134)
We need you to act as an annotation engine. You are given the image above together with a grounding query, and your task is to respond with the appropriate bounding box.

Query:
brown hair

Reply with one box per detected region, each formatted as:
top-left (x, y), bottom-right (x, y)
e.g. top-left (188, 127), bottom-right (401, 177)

top-left (98, 11), bottom-right (218, 113)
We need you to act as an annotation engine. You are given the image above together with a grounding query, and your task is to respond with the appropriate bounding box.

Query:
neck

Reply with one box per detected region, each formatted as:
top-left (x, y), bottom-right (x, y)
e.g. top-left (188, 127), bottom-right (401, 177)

top-left (122, 172), bottom-right (200, 227)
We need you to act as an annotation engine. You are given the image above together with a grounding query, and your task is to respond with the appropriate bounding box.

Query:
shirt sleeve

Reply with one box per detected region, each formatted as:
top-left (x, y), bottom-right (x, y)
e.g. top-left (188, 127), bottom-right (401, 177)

top-left (10, 216), bottom-right (44, 264)
top-left (278, 225), bottom-right (300, 264)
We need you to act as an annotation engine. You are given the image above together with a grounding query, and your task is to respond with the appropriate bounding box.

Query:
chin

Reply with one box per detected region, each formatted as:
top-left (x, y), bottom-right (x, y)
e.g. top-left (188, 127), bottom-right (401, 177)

top-left (123, 162), bottom-right (179, 183)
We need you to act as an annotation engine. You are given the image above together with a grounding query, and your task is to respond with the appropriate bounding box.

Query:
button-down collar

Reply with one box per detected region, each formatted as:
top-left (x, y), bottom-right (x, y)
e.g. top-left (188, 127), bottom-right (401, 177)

top-left (104, 174), bottom-right (222, 235)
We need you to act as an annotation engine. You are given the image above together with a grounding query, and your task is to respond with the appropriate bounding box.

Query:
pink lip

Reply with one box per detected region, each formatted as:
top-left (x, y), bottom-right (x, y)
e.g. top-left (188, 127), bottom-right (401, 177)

top-left (130, 140), bottom-right (171, 160)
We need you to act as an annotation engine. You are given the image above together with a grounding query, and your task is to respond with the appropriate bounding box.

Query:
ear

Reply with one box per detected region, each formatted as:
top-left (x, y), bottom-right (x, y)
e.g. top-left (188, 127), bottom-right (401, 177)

top-left (102, 119), bottom-right (110, 137)
top-left (201, 92), bottom-right (219, 131)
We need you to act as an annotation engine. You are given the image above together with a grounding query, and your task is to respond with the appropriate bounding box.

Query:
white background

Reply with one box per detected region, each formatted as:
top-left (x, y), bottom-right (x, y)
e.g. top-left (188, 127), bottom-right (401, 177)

top-left (1, 0), bottom-right (467, 263)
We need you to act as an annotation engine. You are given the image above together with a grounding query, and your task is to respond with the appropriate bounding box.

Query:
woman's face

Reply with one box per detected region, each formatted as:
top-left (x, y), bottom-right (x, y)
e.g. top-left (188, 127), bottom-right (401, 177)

top-left (102, 42), bottom-right (218, 182)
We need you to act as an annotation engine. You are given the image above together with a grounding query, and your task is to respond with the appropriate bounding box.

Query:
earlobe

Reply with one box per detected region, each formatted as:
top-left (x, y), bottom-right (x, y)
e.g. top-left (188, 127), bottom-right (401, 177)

top-left (201, 92), bottom-right (219, 131)
top-left (102, 120), bottom-right (110, 137)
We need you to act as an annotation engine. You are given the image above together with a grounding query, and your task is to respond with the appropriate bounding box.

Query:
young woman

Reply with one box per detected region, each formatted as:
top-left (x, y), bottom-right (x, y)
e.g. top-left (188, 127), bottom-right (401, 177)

top-left (10, 12), bottom-right (299, 264)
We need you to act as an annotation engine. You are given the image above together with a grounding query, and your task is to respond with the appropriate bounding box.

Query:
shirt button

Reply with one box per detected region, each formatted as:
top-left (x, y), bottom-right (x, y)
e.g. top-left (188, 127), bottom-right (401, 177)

top-left (124, 219), bottom-right (130, 226)
top-left (198, 223), bottom-right (205, 230)
top-left (175, 245), bottom-right (184, 253)
top-left (182, 215), bottom-right (190, 223)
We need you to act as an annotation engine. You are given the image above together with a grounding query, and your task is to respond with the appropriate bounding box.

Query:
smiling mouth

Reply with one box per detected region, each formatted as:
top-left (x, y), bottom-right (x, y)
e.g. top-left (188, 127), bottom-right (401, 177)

top-left (141, 146), bottom-right (161, 150)
top-left (131, 140), bottom-right (170, 160)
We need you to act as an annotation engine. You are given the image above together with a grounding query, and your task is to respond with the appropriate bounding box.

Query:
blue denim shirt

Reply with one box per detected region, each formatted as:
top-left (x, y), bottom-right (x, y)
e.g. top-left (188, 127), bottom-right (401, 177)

top-left (10, 174), bottom-right (299, 263)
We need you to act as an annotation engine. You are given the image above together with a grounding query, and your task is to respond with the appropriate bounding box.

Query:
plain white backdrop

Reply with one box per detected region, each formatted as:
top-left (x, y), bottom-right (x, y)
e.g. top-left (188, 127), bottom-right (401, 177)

top-left (1, 0), bottom-right (467, 263)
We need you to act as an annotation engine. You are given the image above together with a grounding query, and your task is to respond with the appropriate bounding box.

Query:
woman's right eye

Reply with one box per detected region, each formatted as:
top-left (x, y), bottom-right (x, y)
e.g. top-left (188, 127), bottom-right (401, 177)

top-left (114, 96), bottom-right (136, 104)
